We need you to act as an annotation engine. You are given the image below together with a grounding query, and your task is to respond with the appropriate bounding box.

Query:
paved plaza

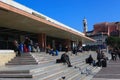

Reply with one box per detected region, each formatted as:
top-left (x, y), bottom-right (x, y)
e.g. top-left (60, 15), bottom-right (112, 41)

top-left (92, 59), bottom-right (120, 80)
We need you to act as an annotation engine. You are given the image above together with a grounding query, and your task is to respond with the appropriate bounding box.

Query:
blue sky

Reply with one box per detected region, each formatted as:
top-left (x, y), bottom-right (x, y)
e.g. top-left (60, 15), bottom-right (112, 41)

top-left (14, 0), bottom-right (120, 32)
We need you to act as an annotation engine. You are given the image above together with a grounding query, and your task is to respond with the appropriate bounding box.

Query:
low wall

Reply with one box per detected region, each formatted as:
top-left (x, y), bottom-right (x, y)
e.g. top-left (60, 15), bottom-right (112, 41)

top-left (0, 50), bottom-right (16, 66)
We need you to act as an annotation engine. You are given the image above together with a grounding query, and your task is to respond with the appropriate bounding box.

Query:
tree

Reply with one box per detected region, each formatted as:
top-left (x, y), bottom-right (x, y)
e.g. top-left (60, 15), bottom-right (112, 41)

top-left (106, 36), bottom-right (120, 48)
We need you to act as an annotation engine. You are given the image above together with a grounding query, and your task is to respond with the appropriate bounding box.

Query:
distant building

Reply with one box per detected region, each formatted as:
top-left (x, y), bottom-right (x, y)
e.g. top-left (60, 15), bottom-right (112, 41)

top-left (86, 22), bottom-right (120, 50)
top-left (93, 22), bottom-right (120, 37)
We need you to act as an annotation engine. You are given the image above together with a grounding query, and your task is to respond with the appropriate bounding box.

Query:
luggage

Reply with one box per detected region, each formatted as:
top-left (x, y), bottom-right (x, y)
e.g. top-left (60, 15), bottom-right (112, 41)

top-left (101, 59), bottom-right (107, 67)
top-left (56, 59), bottom-right (62, 63)
top-left (85, 58), bottom-right (89, 63)
top-left (96, 61), bottom-right (101, 67)
top-left (92, 60), bottom-right (96, 66)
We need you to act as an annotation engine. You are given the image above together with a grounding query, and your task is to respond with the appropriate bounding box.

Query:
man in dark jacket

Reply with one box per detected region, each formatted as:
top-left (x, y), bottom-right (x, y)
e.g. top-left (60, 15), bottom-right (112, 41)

top-left (61, 49), bottom-right (72, 67)
top-left (87, 54), bottom-right (94, 65)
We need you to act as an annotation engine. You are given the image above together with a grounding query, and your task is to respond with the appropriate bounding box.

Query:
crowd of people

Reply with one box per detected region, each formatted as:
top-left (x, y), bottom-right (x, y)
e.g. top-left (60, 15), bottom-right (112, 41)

top-left (12, 37), bottom-right (40, 56)
top-left (13, 37), bottom-right (118, 69)
top-left (85, 50), bottom-right (108, 67)
top-left (96, 50), bottom-right (107, 67)
top-left (56, 48), bottom-right (109, 68)
top-left (109, 48), bottom-right (120, 61)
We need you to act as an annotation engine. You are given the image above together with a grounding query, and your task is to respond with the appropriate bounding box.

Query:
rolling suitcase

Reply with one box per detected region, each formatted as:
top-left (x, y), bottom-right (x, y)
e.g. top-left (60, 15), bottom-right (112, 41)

top-left (56, 59), bottom-right (62, 63)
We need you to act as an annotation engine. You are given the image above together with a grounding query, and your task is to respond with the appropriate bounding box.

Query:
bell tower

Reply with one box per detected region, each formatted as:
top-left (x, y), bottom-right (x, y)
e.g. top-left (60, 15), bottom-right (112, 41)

top-left (83, 18), bottom-right (88, 35)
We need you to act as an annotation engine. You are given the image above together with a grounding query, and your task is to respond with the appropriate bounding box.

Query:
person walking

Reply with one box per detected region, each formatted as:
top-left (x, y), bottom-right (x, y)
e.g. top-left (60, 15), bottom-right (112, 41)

top-left (12, 40), bottom-right (21, 56)
top-left (111, 49), bottom-right (117, 61)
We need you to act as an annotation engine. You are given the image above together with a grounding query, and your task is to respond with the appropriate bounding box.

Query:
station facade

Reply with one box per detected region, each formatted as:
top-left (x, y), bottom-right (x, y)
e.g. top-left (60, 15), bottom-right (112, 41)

top-left (0, 0), bottom-right (95, 52)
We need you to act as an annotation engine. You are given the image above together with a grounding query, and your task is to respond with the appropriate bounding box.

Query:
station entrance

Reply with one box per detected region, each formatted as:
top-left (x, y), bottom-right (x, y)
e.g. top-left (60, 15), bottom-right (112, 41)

top-left (0, 27), bottom-right (38, 50)
top-left (0, 27), bottom-right (77, 51)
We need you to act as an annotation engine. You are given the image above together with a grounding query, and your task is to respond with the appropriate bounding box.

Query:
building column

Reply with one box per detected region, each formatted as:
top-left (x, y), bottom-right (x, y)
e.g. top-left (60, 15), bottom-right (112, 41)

top-left (65, 39), bottom-right (71, 51)
top-left (38, 33), bottom-right (46, 52)
top-left (78, 41), bottom-right (82, 47)
top-left (20, 35), bottom-right (25, 43)
top-left (52, 40), bottom-right (55, 49)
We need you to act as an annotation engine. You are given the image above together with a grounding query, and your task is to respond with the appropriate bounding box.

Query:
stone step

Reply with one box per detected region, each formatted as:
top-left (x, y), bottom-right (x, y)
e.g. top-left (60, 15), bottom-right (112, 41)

top-left (7, 61), bottom-right (37, 63)
top-left (0, 70), bottom-right (29, 74)
top-left (43, 67), bottom-right (75, 80)
top-left (0, 51), bottom-right (97, 79)
top-left (31, 53), bottom-right (89, 77)
top-left (6, 62), bottom-right (38, 65)
top-left (1, 57), bottom-right (85, 76)
top-left (9, 59), bottom-right (36, 62)
top-left (70, 71), bottom-right (83, 80)
top-left (0, 62), bottom-right (54, 74)
top-left (42, 62), bottom-right (88, 80)
top-left (0, 74), bottom-right (32, 78)
top-left (67, 70), bottom-right (81, 80)
top-left (14, 54), bottom-right (33, 56)
top-left (29, 62), bottom-right (57, 73)
top-left (62, 69), bottom-right (79, 80)
top-left (32, 65), bottom-right (68, 79)
top-left (0, 63), bottom-right (64, 78)
top-left (6, 53), bottom-right (38, 65)
top-left (10, 57), bottom-right (36, 59)
top-left (11, 57), bottom-right (35, 59)
top-left (32, 52), bottom-right (89, 64)
top-left (44, 69), bottom-right (68, 80)
top-left (77, 74), bottom-right (86, 80)
top-left (37, 54), bottom-right (85, 65)
top-left (81, 67), bottom-right (101, 80)
top-left (70, 66), bottom-right (97, 80)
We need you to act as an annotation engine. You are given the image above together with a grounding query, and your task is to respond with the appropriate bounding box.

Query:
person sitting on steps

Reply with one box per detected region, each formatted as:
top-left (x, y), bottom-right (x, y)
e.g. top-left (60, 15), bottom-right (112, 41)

top-left (61, 49), bottom-right (72, 67)
top-left (86, 54), bottom-right (94, 65)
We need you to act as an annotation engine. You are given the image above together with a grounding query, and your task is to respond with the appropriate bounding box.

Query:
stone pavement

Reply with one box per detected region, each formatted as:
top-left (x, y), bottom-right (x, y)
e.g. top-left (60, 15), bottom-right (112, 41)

top-left (92, 59), bottom-right (120, 80)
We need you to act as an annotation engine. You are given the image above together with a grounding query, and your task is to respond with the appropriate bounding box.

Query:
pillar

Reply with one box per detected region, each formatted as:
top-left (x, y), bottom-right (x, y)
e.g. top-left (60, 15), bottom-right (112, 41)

top-left (78, 41), bottom-right (82, 47)
top-left (38, 33), bottom-right (46, 52)
top-left (65, 39), bottom-right (71, 51)
top-left (20, 35), bottom-right (24, 43)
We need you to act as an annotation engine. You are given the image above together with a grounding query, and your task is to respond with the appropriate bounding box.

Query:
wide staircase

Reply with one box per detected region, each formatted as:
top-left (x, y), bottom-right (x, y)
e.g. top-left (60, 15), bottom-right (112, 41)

top-left (6, 53), bottom-right (38, 65)
top-left (0, 51), bottom-right (102, 80)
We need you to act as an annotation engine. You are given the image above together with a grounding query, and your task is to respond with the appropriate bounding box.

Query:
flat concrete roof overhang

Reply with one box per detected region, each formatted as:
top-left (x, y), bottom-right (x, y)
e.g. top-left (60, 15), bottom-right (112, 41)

top-left (0, 1), bottom-right (95, 43)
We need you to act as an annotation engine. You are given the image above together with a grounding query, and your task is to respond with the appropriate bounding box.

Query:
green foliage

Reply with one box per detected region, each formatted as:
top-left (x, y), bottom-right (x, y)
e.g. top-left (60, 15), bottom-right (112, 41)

top-left (106, 36), bottom-right (120, 48)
